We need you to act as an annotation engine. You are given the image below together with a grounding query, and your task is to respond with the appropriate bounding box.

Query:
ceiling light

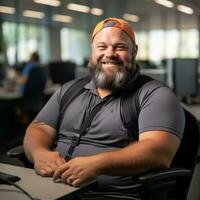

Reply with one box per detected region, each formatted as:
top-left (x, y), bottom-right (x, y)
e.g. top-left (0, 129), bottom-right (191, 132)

top-left (123, 13), bottom-right (140, 22)
top-left (67, 3), bottom-right (90, 13)
top-left (177, 5), bottom-right (194, 15)
top-left (34, 0), bottom-right (61, 7)
top-left (23, 10), bottom-right (45, 19)
top-left (90, 8), bottom-right (103, 16)
top-left (154, 0), bottom-right (174, 8)
top-left (52, 14), bottom-right (73, 23)
top-left (0, 6), bottom-right (15, 14)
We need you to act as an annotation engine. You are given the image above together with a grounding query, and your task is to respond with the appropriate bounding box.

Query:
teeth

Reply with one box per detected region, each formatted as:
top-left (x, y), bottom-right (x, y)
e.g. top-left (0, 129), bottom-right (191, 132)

top-left (103, 62), bottom-right (116, 64)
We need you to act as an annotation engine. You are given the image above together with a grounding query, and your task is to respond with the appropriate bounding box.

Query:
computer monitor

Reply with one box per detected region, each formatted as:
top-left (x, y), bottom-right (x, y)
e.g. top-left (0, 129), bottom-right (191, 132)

top-left (172, 58), bottom-right (198, 97)
top-left (48, 61), bottom-right (76, 84)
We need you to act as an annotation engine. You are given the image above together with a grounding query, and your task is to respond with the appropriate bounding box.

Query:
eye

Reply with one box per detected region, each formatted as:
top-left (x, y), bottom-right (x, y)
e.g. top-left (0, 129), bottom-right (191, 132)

top-left (115, 44), bottom-right (128, 51)
top-left (97, 45), bottom-right (106, 50)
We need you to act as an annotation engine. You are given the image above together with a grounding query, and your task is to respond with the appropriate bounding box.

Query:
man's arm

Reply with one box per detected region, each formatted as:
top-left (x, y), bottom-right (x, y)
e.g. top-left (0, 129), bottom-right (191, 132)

top-left (53, 130), bottom-right (180, 187)
top-left (17, 75), bottom-right (27, 85)
top-left (23, 120), bottom-right (66, 176)
top-left (97, 131), bottom-right (180, 175)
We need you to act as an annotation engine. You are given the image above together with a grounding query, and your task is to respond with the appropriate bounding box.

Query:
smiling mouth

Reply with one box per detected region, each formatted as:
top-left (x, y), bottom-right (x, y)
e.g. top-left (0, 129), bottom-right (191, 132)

top-left (101, 61), bottom-right (121, 66)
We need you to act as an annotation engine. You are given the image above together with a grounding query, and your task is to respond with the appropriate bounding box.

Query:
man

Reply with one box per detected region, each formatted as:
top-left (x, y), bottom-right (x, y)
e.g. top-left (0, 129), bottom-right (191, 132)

top-left (18, 51), bottom-right (40, 93)
top-left (23, 18), bottom-right (184, 199)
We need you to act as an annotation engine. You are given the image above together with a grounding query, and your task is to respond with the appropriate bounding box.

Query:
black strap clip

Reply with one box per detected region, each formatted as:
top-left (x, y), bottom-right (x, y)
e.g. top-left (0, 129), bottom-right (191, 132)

top-left (71, 135), bottom-right (81, 146)
top-left (65, 135), bottom-right (81, 160)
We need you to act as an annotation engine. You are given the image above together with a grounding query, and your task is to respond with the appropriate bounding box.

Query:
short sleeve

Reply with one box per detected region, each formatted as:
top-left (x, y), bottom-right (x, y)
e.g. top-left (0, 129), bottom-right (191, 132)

top-left (138, 83), bottom-right (185, 139)
top-left (35, 79), bottom-right (78, 129)
top-left (35, 88), bottom-right (61, 129)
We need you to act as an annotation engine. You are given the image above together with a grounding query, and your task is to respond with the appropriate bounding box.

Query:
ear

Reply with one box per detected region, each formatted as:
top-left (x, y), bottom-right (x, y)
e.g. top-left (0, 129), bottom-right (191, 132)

top-left (133, 44), bottom-right (138, 57)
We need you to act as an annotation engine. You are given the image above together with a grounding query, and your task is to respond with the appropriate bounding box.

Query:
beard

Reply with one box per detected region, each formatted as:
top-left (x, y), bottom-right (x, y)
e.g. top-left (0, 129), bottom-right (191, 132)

top-left (89, 59), bottom-right (134, 91)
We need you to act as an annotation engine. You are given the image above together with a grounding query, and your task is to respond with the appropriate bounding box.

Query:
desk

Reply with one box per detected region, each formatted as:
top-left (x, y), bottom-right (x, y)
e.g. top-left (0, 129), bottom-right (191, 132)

top-left (140, 68), bottom-right (166, 83)
top-left (0, 84), bottom-right (60, 100)
top-left (0, 163), bottom-right (94, 200)
top-left (0, 88), bottom-right (21, 100)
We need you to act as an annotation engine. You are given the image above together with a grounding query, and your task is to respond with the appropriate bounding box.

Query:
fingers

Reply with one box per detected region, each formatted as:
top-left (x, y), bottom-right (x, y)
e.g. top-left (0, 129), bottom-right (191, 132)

top-left (66, 175), bottom-right (78, 186)
top-left (53, 164), bottom-right (87, 187)
top-left (66, 175), bottom-right (81, 187)
top-left (35, 152), bottom-right (66, 177)
top-left (55, 156), bottom-right (66, 166)
top-left (53, 163), bottom-right (70, 181)
top-left (37, 165), bottom-right (55, 177)
top-left (72, 178), bottom-right (81, 187)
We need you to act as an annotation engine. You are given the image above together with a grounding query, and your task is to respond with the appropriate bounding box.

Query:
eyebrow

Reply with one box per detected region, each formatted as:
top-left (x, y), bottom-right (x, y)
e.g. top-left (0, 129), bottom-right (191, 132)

top-left (95, 42), bottom-right (128, 46)
top-left (95, 42), bottom-right (106, 46)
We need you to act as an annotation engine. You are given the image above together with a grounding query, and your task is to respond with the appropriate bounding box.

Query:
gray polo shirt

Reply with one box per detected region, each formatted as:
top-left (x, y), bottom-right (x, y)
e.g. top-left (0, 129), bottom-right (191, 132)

top-left (35, 76), bottom-right (185, 192)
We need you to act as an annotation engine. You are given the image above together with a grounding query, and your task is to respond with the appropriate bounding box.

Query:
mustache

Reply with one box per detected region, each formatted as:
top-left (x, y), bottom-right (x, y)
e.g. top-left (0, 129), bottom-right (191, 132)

top-left (100, 58), bottom-right (123, 65)
top-left (88, 57), bottom-right (135, 74)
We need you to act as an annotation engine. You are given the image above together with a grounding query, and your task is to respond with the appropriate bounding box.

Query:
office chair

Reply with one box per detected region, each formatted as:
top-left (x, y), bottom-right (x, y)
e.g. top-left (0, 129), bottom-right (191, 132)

top-left (7, 108), bottom-right (200, 200)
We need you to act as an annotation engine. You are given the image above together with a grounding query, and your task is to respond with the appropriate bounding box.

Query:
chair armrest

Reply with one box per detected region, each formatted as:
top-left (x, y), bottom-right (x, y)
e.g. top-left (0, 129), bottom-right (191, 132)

top-left (137, 168), bottom-right (191, 184)
top-left (7, 145), bottom-right (25, 158)
top-left (135, 168), bottom-right (191, 200)
top-left (7, 145), bottom-right (33, 168)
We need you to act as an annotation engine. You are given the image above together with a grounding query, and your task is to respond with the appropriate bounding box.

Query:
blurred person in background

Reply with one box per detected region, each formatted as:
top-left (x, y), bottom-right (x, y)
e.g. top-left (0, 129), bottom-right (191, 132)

top-left (18, 51), bottom-right (40, 93)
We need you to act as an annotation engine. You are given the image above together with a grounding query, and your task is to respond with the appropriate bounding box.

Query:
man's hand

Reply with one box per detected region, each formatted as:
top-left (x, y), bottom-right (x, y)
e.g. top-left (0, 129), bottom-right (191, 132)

top-left (33, 149), bottom-right (66, 177)
top-left (53, 156), bottom-right (101, 187)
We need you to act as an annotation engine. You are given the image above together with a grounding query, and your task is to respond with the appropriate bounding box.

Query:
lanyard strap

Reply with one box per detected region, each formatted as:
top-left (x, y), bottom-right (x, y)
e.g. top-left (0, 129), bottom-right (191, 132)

top-left (65, 101), bottom-right (106, 160)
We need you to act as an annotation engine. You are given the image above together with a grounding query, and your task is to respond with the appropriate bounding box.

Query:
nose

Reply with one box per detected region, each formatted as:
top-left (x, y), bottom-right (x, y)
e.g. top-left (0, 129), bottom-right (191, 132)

top-left (105, 47), bottom-right (117, 58)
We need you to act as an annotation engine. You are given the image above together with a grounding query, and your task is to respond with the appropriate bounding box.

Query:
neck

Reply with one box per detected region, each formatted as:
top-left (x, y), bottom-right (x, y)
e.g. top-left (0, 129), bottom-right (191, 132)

top-left (97, 87), bottom-right (112, 99)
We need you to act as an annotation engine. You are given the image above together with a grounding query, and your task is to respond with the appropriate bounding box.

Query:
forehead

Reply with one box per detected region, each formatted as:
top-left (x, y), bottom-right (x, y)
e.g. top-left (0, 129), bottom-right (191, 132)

top-left (92, 27), bottom-right (132, 45)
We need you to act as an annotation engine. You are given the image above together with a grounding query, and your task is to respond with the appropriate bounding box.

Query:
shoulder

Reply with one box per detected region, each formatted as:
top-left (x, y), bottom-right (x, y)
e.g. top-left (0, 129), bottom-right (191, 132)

top-left (136, 79), bottom-right (185, 138)
top-left (22, 63), bottom-right (36, 75)
top-left (139, 77), bottom-right (165, 93)
top-left (137, 78), bottom-right (172, 102)
top-left (59, 76), bottom-right (90, 97)
top-left (60, 79), bottom-right (78, 94)
top-left (136, 78), bottom-right (184, 124)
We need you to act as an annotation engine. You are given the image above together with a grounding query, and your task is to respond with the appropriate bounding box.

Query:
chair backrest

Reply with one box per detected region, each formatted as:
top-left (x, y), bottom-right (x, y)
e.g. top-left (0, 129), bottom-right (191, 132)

top-left (170, 108), bottom-right (200, 199)
top-left (23, 67), bottom-right (47, 113)
top-left (48, 61), bottom-right (75, 84)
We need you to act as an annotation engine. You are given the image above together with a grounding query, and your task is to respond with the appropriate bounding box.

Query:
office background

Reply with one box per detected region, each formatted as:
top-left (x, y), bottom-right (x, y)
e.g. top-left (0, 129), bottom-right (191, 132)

top-left (0, 2), bottom-right (200, 200)
top-left (0, 0), bottom-right (200, 66)
top-left (0, 0), bottom-right (200, 161)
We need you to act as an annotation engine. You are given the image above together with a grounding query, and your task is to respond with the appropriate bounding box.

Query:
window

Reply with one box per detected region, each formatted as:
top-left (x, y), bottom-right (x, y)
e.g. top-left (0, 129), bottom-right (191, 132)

top-left (165, 30), bottom-right (179, 59)
top-left (61, 28), bottom-right (90, 65)
top-left (179, 29), bottom-right (198, 58)
top-left (136, 31), bottom-right (148, 60)
top-left (135, 29), bottom-right (198, 64)
top-left (2, 22), bottom-right (49, 65)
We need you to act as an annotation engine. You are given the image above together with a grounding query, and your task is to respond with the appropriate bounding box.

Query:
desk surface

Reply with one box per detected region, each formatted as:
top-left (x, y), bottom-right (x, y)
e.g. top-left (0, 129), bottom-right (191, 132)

top-left (0, 84), bottom-right (60, 100)
top-left (0, 163), bottom-right (92, 200)
top-left (0, 88), bottom-right (21, 100)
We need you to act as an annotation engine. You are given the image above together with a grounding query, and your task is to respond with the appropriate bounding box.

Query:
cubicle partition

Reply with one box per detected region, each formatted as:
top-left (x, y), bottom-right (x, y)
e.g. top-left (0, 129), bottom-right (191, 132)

top-left (173, 58), bottom-right (198, 96)
top-left (166, 58), bottom-right (199, 101)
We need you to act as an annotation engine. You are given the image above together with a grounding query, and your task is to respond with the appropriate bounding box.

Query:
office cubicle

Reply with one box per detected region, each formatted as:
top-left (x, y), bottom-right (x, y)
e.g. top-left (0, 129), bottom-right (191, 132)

top-left (166, 58), bottom-right (199, 100)
top-left (172, 58), bottom-right (198, 97)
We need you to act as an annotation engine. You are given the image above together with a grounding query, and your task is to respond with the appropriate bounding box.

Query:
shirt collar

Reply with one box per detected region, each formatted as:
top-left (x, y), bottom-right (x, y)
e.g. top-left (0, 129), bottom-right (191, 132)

top-left (84, 79), bottom-right (98, 95)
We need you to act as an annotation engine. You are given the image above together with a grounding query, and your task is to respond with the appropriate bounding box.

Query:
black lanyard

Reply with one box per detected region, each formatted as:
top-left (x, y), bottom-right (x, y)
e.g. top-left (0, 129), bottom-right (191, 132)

top-left (65, 100), bottom-right (107, 160)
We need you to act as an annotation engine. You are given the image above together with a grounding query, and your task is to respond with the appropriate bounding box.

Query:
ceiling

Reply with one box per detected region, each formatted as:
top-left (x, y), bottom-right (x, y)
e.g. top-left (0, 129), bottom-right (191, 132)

top-left (0, 0), bottom-right (200, 32)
